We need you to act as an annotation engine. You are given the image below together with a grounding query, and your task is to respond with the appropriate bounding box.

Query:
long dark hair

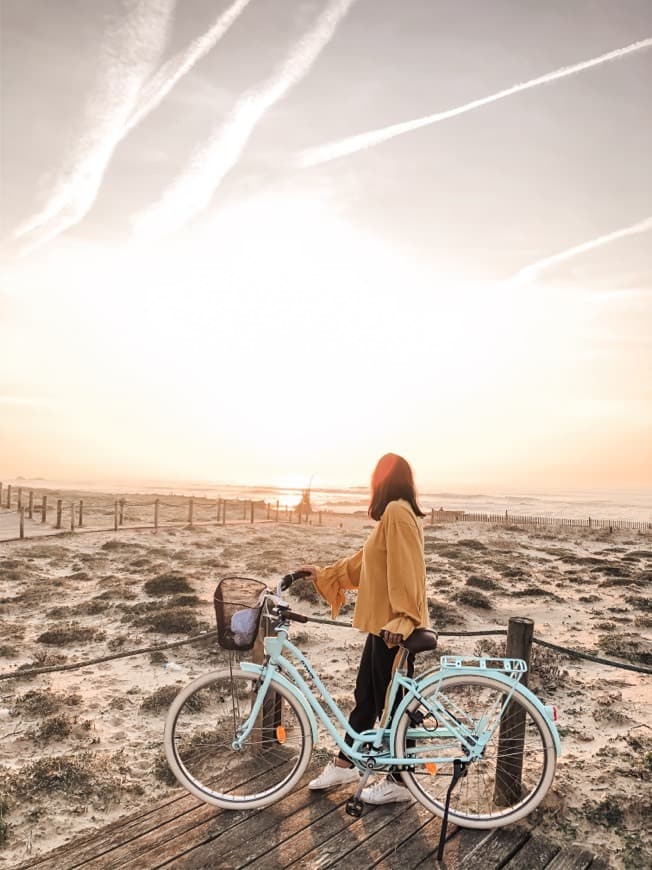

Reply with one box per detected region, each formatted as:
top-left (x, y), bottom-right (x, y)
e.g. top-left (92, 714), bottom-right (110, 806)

top-left (368, 453), bottom-right (426, 521)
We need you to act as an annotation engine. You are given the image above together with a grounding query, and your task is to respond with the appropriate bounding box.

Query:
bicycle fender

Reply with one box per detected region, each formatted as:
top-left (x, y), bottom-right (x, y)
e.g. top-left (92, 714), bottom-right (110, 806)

top-left (239, 662), bottom-right (319, 744)
top-left (393, 669), bottom-right (562, 756)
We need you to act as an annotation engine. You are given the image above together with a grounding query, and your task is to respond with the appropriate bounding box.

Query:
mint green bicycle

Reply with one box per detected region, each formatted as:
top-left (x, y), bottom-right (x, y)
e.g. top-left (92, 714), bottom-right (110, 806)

top-left (164, 573), bottom-right (560, 830)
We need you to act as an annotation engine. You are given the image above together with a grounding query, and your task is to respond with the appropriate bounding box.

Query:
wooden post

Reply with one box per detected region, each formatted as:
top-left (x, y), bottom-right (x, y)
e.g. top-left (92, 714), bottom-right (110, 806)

top-left (216, 498), bottom-right (221, 523)
top-left (56, 499), bottom-right (63, 529)
top-left (17, 488), bottom-right (22, 510)
top-left (7, 484), bottom-right (12, 509)
top-left (252, 614), bottom-right (282, 753)
top-left (119, 499), bottom-right (125, 526)
top-left (319, 511), bottom-right (322, 526)
top-left (275, 500), bottom-right (279, 522)
top-left (28, 491), bottom-right (33, 520)
top-left (250, 500), bottom-right (254, 523)
top-left (494, 617), bottom-right (534, 806)
top-left (114, 501), bottom-right (119, 531)
top-left (70, 503), bottom-right (75, 531)
top-left (41, 495), bottom-right (47, 523)
top-left (242, 500), bottom-right (247, 521)
top-left (188, 497), bottom-right (194, 527)
top-left (266, 502), bottom-right (271, 520)
top-left (78, 500), bottom-right (84, 528)
top-left (588, 516), bottom-right (592, 528)
top-left (222, 499), bottom-right (226, 526)
top-left (154, 499), bottom-right (159, 531)
top-left (19, 507), bottom-right (24, 539)
top-left (430, 508), bottom-right (435, 525)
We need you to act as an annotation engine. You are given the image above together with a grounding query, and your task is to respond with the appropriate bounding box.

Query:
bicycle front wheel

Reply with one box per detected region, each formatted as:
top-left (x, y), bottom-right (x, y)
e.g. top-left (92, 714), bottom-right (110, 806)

top-left (393, 674), bottom-right (557, 828)
top-left (164, 668), bottom-right (313, 810)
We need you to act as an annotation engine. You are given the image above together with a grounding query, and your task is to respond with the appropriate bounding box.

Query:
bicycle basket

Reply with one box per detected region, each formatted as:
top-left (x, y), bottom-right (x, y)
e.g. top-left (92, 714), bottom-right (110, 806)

top-left (214, 576), bottom-right (268, 651)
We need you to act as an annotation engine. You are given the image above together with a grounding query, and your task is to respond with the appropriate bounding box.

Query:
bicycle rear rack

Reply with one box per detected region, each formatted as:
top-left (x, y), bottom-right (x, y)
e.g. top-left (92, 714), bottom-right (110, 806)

top-left (439, 655), bottom-right (528, 676)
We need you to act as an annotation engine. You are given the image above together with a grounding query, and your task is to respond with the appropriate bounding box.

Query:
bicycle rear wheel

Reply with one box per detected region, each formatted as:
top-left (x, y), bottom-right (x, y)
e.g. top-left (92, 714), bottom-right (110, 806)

top-left (164, 668), bottom-right (312, 810)
top-left (393, 674), bottom-right (557, 828)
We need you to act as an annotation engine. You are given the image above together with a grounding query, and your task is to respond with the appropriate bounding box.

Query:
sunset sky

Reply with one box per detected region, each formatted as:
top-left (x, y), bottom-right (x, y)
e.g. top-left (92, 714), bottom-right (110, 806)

top-left (1, 0), bottom-right (651, 492)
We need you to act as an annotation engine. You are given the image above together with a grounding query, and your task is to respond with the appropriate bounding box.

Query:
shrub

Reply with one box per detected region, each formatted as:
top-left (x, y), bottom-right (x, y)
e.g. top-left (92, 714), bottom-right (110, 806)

top-left (144, 574), bottom-right (193, 596)
top-left (139, 609), bottom-right (201, 635)
top-left (140, 686), bottom-right (182, 713)
top-left (28, 714), bottom-right (73, 742)
top-left (465, 575), bottom-right (499, 591)
top-left (428, 597), bottom-right (463, 625)
top-left (37, 623), bottom-right (104, 645)
top-left (454, 589), bottom-right (492, 609)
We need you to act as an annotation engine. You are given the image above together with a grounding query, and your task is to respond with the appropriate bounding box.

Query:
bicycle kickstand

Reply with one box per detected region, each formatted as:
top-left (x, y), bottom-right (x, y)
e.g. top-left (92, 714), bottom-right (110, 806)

top-left (346, 766), bottom-right (375, 818)
top-left (436, 759), bottom-right (467, 863)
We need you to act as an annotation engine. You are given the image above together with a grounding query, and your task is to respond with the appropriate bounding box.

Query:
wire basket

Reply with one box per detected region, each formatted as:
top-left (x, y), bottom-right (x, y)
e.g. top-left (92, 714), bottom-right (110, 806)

top-left (214, 576), bottom-right (268, 651)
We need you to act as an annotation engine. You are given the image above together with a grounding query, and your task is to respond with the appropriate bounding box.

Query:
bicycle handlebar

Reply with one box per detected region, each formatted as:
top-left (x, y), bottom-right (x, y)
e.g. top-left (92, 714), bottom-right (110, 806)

top-left (279, 569), bottom-right (312, 592)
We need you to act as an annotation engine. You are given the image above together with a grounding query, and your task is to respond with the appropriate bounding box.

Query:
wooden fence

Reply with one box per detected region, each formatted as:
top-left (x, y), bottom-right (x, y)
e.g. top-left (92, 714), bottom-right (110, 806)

top-left (0, 482), bottom-right (650, 542)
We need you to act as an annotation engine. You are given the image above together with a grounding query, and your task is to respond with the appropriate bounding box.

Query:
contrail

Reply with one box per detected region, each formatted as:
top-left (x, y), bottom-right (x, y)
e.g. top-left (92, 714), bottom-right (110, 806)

top-left (513, 216), bottom-right (652, 283)
top-left (14, 0), bottom-right (175, 251)
top-left (124, 0), bottom-right (253, 135)
top-left (133, 0), bottom-right (358, 238)
top-left (298, 36), bottom-right (652, 167)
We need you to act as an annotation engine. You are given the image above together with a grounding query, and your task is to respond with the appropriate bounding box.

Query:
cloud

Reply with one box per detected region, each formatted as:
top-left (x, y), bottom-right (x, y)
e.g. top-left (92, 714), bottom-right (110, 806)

top-left (513, 216), bottom-right (652, 283)
top-left (14, 0), bottom-right (176, 252)
top-left (297, 36), bottom-right (652, 167)
top-left (123, 0), bottom-right (253, 136)
top-left (133, 0), bottom-right (358, 238)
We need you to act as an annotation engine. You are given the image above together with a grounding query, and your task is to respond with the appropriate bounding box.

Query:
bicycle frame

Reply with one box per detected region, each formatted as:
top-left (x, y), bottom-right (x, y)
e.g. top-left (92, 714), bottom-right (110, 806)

top-left (234, 625), bottom-right (561, 769)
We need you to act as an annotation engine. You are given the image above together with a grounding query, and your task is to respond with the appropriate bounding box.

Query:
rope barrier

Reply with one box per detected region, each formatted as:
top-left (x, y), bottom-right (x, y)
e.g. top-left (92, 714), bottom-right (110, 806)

top-left (2, 619), bottom-right (650, 682)
top-left (0, 631), bottom-right (218, 682)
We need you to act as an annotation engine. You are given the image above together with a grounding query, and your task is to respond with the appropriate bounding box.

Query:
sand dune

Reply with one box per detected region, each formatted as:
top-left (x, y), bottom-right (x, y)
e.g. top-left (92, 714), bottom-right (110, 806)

top-left (0, 505), bottom-right (650, 867)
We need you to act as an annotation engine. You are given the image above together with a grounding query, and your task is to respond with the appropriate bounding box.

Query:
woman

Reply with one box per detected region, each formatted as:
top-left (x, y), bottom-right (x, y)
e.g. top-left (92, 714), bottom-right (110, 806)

top-left (297, 453), bottom-right (428, 805)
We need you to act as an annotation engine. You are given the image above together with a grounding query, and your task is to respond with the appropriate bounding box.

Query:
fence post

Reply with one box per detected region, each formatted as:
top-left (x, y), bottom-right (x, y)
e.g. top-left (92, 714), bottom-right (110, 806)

top-left (7, 485), bottom-right (12, 509)
top-left (222, 500), bottom-right (227, 526)
top-left (70, 503), bottom-right (75, 531)
top-left (250, 501), bottom-right (254, 523)
top-left (252, 612), bottom-right (282, 753)
top-left (319, 511), bottom-right (322, 526)
top-left (17, 488), bottom-right (22, 510)
top-left (275, 500), bottom-right (279, 522)
top-left (588, 516), bottom-right (591, 528)
top-left (154, 499), bottom-right (159, 531)
top-left (266, 502), bottom-right (271, 520)
top-left (28, 491), bottom-right (33, 520)
top-left (41, 495), bottom-right (47, 523)
top-left (216, 498), bottom-right (221, 523)
top-left (78, 500), bottom-right (84, 528)
top-left (19, 507), bottom-right (24, 539)
top-left (242, 500), bottom-right (247, 521)
top-left (114, 501), bottom-right (119, 531)
top-left (494, 616), bottom-right (534, 806)
top-left (56, 499), bottom-right (62, 529)
top-left (119, 499), bottom-right (125, 526)
top-left (188, 497), bottom-right (194, 527)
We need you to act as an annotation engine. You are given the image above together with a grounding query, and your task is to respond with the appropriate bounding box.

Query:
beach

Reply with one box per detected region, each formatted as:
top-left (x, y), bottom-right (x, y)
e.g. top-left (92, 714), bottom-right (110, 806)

top-left (0, 507), bottom-right (650, 868)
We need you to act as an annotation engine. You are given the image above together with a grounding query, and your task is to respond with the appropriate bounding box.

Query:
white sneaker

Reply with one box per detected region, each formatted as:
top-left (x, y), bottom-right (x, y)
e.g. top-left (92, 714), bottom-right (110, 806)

top-left (361, 778), bottom-right (413, 805)
top-left (308, 762), bottom-right (361, 790)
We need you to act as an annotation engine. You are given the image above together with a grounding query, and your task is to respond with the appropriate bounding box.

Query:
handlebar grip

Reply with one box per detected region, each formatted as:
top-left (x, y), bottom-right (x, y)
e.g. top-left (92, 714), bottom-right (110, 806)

top-left (280, 569), bottom-right (312, 590)
top-left (286, 610), bottom-right (309, 623)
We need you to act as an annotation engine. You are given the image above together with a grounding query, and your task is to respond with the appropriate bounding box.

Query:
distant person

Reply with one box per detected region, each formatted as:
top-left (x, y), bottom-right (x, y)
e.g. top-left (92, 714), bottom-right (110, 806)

top-left (296, 453), bottom-right (428, 805)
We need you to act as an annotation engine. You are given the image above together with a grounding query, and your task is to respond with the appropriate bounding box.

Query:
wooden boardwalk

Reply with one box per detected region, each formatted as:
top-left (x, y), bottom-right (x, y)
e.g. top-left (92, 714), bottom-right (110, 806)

top-left (21, 765), bottom-right (611, 870)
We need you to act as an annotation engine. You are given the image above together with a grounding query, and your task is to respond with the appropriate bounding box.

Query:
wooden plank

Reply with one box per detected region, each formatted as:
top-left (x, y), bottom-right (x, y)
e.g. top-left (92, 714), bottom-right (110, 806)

top-left (456, 827), bottom-right (531, 870)
top-left (339, 801), bottom-right (435, 868)
top-left (126, 779), bottom-right (347, 870)
top-left (545, 845), bottom-right (600, 870)
top-left (283, 800), bottom-right (419, 870)
top-left (16, 791), bottom-right (200, 869)
top-left (502, 833), bottom-right (560, 869)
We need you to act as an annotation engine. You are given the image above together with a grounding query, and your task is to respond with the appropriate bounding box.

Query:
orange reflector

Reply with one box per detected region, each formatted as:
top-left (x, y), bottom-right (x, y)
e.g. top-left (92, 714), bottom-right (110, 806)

top-left (276, 726), bottom-right (286, 744)
top-left (425, 763), bottom-right (437, 775)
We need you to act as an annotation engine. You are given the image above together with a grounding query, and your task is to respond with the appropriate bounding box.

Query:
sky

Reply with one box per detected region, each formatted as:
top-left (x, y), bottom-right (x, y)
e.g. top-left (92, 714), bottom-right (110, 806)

top-left (1, 0), bottom-right (651, 493)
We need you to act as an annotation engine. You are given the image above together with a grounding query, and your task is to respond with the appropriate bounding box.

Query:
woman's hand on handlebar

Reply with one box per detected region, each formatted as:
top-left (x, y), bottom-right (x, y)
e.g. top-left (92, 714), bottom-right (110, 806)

top-left (280, 567), bottom-right (316, 591)
top-left (295, 565), bottom-right (318, 584)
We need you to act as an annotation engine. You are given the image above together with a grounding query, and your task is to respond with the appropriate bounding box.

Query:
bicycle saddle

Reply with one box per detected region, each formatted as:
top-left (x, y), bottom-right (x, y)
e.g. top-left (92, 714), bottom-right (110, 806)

top-left (403, 628), bottom-right (438, 654)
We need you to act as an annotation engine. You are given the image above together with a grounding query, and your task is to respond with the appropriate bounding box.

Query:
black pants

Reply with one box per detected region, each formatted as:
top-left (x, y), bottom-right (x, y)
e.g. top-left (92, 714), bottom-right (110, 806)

top-left (338, 633), bottom-right (414, 775)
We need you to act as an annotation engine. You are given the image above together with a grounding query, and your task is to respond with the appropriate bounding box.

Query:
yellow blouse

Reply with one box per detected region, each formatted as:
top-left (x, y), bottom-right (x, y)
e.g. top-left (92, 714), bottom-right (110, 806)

top-left (314, 499), bottom-right (428, 639)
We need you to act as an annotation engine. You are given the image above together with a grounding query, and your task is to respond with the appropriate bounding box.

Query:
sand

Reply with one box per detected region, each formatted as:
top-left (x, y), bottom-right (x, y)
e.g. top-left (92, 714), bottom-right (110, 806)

top-left (0, 508), bottom-right (650, 868)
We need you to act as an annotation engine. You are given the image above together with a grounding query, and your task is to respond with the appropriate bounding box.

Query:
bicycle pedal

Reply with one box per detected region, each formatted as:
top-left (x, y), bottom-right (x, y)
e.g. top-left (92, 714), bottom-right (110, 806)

top-left (346, 797), bottom-right (364, 818)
